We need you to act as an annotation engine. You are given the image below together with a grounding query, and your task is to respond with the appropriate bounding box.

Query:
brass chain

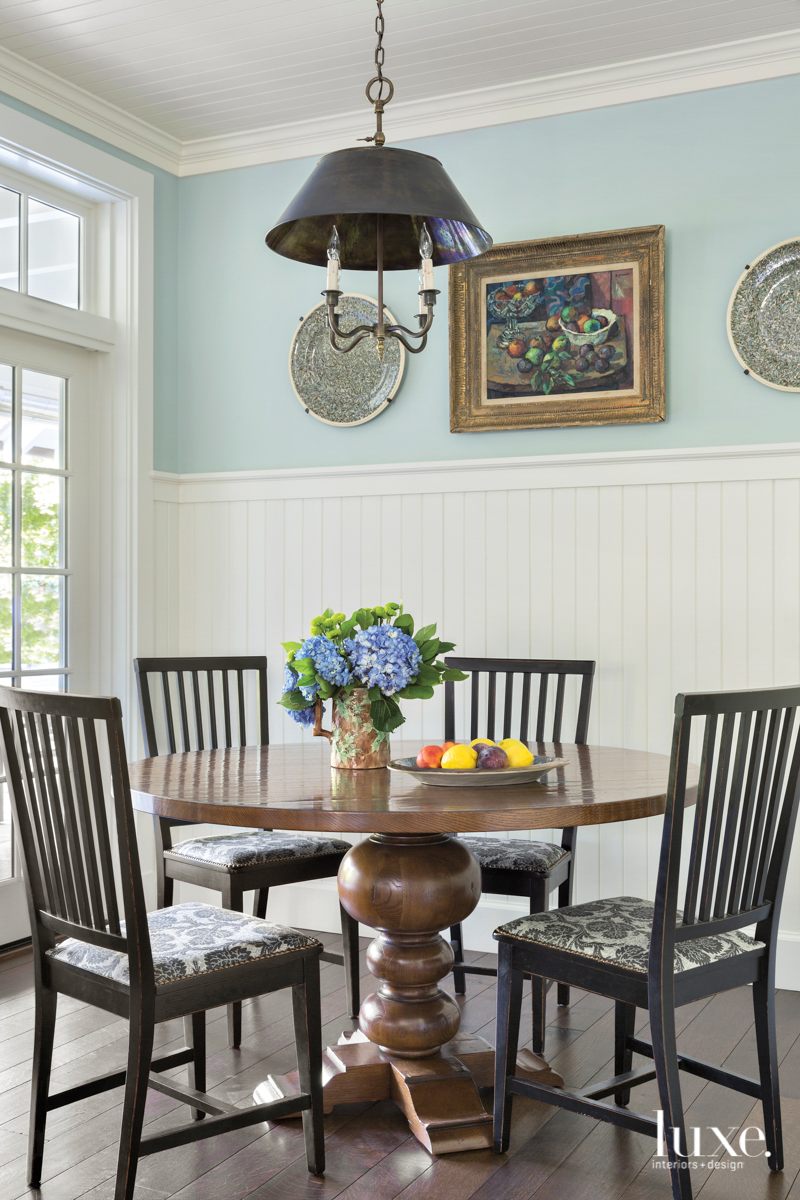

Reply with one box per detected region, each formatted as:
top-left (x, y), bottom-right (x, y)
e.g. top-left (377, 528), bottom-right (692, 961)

top-left (373, 0), bottom-right (386, 99)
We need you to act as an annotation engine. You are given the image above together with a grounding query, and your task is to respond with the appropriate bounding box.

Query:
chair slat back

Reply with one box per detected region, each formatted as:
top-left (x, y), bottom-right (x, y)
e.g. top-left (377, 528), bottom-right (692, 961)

top-left (653, 686), bottom-right (800, 973)
top-left (443, 657), bottom-right (595, 745)
top-left (0, 688), bottom-right (152, 981)
top-left (134, 656), bottom-right (269, 757)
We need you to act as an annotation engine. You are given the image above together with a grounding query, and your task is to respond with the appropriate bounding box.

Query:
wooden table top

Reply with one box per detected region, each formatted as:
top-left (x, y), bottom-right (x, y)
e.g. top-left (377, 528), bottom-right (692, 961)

top-left (129, 741), bottom-right (694, 834)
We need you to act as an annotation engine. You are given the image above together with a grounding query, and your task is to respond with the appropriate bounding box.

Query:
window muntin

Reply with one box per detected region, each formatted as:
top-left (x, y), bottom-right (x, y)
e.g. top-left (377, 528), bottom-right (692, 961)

top-left (0, 183), bottom-right (81, 311)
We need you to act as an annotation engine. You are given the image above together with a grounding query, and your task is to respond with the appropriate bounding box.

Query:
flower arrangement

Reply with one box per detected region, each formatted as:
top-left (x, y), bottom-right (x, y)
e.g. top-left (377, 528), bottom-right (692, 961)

top-left (279, 603), bottom-right (467, 734)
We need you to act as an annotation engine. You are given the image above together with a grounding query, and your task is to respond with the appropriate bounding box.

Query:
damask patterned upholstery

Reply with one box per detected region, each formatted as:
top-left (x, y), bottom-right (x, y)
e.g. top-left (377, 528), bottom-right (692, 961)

top-left (164, 830), bottom-right (351, 870)
top-left (48, 902), bottom-right (319, 986)
top-left (459, 836), bottom-right (568, 873)
top-left (496, 895), bottom-right (765, 973)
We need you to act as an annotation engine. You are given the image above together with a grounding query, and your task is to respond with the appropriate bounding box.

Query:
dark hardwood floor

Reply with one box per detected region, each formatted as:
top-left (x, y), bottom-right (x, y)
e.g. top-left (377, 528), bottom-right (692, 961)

top-left (1, 931), bottom-right (799, 1200)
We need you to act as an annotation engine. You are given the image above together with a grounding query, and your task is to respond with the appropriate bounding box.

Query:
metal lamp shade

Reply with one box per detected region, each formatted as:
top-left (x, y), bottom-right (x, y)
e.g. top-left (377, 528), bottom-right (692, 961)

top-left (265, 146), bottom-right (491, 270)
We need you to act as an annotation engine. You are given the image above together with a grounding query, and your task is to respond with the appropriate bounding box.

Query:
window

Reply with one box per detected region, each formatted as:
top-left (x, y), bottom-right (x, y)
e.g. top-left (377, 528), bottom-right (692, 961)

top-left (0, 182), bottom-right (81, 309)
top-left (0, 359), bottom-right (68, 694)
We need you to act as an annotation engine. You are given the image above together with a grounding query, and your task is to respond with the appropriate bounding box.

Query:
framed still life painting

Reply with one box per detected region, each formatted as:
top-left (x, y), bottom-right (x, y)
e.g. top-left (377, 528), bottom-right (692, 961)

top-left (449, 225), bottom-right (664, 432)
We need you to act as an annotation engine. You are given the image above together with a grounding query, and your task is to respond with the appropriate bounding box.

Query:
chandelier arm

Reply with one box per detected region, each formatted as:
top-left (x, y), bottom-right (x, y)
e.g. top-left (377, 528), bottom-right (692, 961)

top-left (385, 311), bottom-right (435, 339)
top-left (387, 330), bottom-right (429, 355)
top-left (328, 327), bottom-right (373, 354)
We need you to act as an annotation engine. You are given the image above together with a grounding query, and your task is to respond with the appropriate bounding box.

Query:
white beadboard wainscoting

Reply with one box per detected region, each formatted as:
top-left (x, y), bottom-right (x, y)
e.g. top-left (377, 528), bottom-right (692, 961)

top-left (148, 442), bottom-right (800, 988)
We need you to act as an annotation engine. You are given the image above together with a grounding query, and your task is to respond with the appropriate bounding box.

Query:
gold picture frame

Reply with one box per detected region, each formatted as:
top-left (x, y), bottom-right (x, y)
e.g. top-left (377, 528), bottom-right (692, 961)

top-left (449, 225), bottom-right (665, 432)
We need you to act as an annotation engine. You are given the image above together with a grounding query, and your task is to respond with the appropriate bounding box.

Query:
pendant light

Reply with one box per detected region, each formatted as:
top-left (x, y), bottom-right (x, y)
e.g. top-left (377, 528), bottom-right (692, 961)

top-left (265, 0), bottom-right (492, 356)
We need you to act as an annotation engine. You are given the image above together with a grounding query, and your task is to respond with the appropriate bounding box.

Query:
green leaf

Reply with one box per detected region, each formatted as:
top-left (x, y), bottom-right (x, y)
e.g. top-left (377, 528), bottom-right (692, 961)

top-left (340, 617), bottom-right (358, 637)
top-left (436, 641), bottom-right (455, 655)
top-left (418, 637), bottom-right (440, 662)
top-left (356, 607), bottom-right (373, 631)
top-left (278, 690), bottom-right (311, 711)
top-left (281, 641), bottom-right (302, 655)
top-left (440, 668), bottom-right (469, 682)
top-left (564, 374), bottom-right (576, 387)
top-left (367, 685), bottom-right (381, 701)
top-left (317, 679), bottom-right (335, 699)
top-left (394, 613), bottom-right (414, 635)
top-left (531, 370), bottom-right (542, 391)
top-left (542, 378), bottom-right (554, 395)
top-left (413, 623), bottom-right (437, 646)
top-left (397, 684), bottom-right (435, 700)
top-left (298, 673), bottom-right (317, 688)
top-left (369, 695), bottom-right (406, 734)
top-left (558, 351), bottom-right (570, 362)
top-left (293, 656), bottom-right (313, 672)
top-left (414, 663), bottom-right (441, 686)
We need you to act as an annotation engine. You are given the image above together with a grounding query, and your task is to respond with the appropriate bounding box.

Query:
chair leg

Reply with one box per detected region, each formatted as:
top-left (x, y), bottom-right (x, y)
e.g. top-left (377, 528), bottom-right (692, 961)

top-left (753, 975), bottom-right (783, 1171)
top-left (614, 1000), bottom-right (636, 1106)
top-left (293, 956), bottom-right (325, 1176)
top-left (493, 942), bottom-right (524, 1154)
top-left (184, 1012), bottom-right (206, 1121)
top-left (155, 817), bottom-right (175, 909)
top-left (650, 985), bottom-right (691, 1200)
top-left (253, 887), bottom-right (269, 919)
top-left (556, 829), bottom-right (576, 1009)
top-left (114, 1009), bottom-right (155, 1200)
top-left (221, 878), bottom-right (244, 1049)
top-left (27, 985), bottom-right (57, 1187)
top-left (529, 876), bottom-right (548, 1055)
top-left (340, 904), bottom-right (361, 1019)
top-left (450, 923), bottom-right (466, 994)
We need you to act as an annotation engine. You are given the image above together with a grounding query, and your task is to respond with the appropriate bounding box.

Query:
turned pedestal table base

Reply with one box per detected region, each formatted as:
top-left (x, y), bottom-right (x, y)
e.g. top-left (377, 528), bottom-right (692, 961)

top-left (256, 831), bottom-right (564, 1155)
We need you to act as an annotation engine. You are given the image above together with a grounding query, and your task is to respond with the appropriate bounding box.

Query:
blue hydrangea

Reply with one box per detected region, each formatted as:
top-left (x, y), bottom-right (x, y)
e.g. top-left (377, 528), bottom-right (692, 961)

top-left (289, 702), bottom-right (323, 726)
top-left (298, 635), bottom-right (352, 689)
top-left (344, 626), bottom-right (422, 696)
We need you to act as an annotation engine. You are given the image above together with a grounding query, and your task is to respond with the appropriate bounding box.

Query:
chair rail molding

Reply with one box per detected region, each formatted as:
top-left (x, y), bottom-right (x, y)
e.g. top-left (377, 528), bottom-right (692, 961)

top-left (152, 440), bottom-right (800, 504)
top-left (2, 28), bottom-right (800, 176)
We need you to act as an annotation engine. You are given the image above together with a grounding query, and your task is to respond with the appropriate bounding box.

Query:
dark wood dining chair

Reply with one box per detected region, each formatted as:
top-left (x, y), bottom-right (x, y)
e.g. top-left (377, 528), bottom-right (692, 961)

top-left (134, 655), bottom-right (360, 1047)
top-left (0, 686), bottom-right (325, 1200)
top-left (494, 684), bottom-right (800, 1200)
top-left (444, 656), bottom-right (595, 1053)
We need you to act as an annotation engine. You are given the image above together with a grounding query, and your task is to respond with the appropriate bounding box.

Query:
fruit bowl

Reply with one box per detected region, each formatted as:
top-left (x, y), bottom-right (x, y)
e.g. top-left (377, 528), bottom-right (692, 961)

top-left (559, 308), bottom-right (618, 347)
top-left (387, 755), bottom-right (568, 788)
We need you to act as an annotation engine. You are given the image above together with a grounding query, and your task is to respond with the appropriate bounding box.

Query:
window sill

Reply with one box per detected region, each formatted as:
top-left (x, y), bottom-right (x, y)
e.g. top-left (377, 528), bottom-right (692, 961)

top-left (0, 288), bottom-right (115, 352)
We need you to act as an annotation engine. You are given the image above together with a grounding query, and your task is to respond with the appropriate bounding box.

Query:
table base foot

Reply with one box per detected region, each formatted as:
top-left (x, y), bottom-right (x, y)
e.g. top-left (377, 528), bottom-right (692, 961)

top-left (253, 1032), bottom-right (564, 1155)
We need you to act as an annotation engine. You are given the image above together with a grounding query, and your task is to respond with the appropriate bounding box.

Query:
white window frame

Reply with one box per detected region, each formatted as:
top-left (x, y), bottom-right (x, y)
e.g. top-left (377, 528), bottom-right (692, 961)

top-left (0, 162), bottom-right (93, 313)
top-left (0, 106), bottom-right (155, 742)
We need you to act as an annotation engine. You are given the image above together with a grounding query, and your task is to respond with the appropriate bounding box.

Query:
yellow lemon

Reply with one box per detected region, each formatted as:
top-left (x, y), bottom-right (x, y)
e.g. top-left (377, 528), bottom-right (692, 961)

top-left (470, 737), bottom-right (495, 748)
top-left (497, 738), bottom-right (535, 767)
top-left (441, 744), bottom-right (478, 770)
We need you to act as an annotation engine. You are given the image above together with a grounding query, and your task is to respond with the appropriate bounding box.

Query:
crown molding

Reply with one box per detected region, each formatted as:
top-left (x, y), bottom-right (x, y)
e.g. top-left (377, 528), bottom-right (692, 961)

top-left (2, 28), bottom-right (800, 178)
top-left (0, 43), bottom-right (182, 174)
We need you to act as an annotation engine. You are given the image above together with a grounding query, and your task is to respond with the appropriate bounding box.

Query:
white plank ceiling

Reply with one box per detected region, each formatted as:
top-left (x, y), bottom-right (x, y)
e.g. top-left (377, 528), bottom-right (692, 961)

top-left (0, 0), bottom-right (799, 143)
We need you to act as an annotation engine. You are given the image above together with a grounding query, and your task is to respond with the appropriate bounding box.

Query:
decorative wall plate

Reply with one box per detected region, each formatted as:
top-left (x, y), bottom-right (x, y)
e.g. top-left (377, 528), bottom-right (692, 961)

top-left (728, 238), bottom-right (800, 391)
top-left (289, 293), bottom-right (405, 425)
top-left (387, 755), bottom-right (568, 787)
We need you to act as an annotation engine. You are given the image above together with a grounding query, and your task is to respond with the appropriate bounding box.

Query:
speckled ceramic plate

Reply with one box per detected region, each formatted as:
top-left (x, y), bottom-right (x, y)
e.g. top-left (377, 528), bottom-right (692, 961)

top-left (289, 293), bottom-right (405, 425)
top-left (388, 755), bottom-right (568, 787)
top-left (728, 239), bottom-right (800, 391)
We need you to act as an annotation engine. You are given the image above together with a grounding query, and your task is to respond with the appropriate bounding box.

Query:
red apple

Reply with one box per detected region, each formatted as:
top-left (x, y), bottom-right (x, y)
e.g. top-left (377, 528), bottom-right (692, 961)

top-left (507, 338), bottom-right (527, 358)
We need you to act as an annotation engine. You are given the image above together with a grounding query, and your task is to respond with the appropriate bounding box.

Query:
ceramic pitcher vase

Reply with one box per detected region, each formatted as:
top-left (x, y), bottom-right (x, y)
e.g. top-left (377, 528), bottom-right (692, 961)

top-left (314, 688), bottom-right (390, 769)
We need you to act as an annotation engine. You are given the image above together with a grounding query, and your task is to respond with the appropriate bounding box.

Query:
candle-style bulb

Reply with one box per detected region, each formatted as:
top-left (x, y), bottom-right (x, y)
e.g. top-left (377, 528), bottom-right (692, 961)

top-left (419, 223), bottom-right (433, 261)
top-left (327, 225), bottom-right (340, 261)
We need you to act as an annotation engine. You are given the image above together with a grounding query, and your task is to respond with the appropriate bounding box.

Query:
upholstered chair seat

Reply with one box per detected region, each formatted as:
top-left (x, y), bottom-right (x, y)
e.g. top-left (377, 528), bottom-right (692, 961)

top-left (496, 895), bottom-right (764, 975)
top-left (164, 831), bottom-right (352, 871)
top-left (48, 901), bottom-right (320, 986)
top-left (459, 836), bottom-right (569, 874)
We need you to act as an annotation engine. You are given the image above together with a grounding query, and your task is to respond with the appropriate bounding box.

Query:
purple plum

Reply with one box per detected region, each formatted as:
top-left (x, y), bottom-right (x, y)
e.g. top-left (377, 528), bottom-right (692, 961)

top-left (475, 745), bottom-right (509, 770)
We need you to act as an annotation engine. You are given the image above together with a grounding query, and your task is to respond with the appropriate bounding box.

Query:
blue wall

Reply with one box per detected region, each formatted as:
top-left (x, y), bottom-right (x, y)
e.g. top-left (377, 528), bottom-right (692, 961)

top-left (0, 91), bottom-right (180, 468)
top-left (3, 74), bottom-right (800, 474)
top-left (176, 74), bottom-right (800, 474)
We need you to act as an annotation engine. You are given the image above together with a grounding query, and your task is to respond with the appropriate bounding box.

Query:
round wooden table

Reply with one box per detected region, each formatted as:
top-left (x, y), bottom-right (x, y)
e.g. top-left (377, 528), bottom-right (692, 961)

top-left (129, 740), bottom-right (688, 1155)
